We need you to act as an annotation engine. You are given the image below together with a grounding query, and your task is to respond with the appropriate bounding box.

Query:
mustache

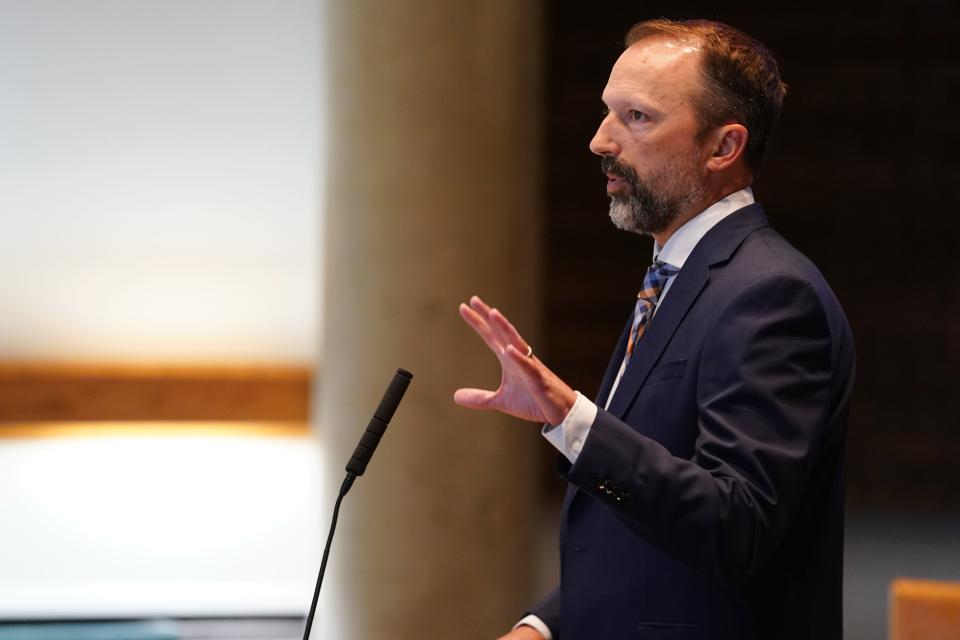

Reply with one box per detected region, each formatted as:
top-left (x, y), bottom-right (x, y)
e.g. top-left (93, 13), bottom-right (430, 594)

top-left (600, 156), bottom-right (635, 180)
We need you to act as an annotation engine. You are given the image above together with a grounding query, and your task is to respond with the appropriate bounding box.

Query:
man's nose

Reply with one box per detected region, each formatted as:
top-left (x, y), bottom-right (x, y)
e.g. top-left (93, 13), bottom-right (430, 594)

top-left (589, 115), bottom-right (620, 157)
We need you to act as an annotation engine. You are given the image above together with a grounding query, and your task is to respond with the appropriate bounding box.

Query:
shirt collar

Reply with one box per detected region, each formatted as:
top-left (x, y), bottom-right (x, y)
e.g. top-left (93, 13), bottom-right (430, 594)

top-left (654, 187), bottom-right (755, 268)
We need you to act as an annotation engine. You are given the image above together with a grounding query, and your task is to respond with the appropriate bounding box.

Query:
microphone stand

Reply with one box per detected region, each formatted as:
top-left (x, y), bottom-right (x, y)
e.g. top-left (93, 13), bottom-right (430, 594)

top-left (301, 472), bottom-right (355, 640)
top-left (300, 368), bottom-right (412, 640)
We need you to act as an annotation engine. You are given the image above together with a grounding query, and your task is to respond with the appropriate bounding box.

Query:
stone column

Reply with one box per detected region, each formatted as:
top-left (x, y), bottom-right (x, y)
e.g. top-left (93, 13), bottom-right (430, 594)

top-left (314, 1), bottom-right (544, 639)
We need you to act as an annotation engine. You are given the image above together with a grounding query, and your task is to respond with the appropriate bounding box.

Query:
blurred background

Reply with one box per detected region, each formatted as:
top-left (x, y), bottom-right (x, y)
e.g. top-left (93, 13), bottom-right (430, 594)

top-left (0, 1), bottom-right (956, 639)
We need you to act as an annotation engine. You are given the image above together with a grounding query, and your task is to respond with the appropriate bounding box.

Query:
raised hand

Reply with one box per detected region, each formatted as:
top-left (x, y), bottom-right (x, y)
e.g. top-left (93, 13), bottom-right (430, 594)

top-left (454, 295), bottom-right (576, 426)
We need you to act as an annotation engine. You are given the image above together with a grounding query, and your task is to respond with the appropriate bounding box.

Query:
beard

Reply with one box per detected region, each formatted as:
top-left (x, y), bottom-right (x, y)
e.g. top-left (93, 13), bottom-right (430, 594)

top-left (601, 153), bottom-right (706, 236)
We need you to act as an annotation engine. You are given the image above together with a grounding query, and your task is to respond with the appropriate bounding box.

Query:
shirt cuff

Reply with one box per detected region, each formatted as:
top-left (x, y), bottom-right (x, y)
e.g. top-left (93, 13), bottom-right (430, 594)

top-left (541, 390), bottom-right (598, 464)
top-left (513, 614), bottom-right (553, 640)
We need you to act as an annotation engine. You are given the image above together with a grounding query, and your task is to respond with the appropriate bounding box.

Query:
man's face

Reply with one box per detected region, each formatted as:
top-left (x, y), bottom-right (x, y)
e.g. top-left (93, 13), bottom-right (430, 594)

top-left (590, 39), bottom-right (710, 237)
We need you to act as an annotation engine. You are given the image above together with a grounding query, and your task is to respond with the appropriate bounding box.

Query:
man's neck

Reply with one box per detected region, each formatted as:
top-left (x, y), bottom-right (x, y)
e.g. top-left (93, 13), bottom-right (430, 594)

top-left (652, 182), bottom-right (751, 247)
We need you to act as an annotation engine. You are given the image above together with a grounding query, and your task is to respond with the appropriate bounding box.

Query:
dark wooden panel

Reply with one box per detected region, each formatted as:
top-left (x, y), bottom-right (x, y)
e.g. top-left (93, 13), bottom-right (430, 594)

top-left (544, 2), bottom-right (960, 508)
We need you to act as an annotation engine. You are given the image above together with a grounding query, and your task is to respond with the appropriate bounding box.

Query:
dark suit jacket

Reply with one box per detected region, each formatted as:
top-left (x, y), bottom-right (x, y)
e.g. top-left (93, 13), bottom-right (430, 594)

top-left (530, 204), bottom-right (855, 639)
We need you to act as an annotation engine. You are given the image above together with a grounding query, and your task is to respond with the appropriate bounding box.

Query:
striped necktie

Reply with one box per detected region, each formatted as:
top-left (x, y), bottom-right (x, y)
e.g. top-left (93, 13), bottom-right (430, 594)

top-left (624, 260), bottom-right (680, 362)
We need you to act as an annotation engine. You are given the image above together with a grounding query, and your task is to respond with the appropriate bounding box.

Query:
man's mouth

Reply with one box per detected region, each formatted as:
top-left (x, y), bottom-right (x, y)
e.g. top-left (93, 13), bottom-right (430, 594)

top-left (600, 156), bottom-right (635, 196)
top-left (605, 172), bottom-right (627, 193)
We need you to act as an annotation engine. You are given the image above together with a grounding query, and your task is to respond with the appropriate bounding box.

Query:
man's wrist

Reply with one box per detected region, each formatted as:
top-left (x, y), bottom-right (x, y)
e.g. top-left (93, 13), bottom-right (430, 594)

top-left (542, 391), bottom-right (598, 463)
top-left (513, 614), bottom-right (552, 639)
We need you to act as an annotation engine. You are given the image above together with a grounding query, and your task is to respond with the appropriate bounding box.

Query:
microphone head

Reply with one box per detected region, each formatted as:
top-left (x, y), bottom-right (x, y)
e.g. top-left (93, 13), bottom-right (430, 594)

top-left (373, 369), bottom-right (413, 423)
top-left (345, 368), bottom-right (413, 477)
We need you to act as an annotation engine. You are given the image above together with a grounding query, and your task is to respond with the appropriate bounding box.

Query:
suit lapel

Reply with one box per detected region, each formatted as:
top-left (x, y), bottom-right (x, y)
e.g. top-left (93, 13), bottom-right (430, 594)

top-left (605, 261), bottom-right (709, 418)
top-left (605, 204), bottom-right (770, 419)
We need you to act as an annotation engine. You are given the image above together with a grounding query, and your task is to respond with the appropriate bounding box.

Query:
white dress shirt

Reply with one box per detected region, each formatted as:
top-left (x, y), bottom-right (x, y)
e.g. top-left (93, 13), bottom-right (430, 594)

top-left (515, 187), bottom-right (754, 640)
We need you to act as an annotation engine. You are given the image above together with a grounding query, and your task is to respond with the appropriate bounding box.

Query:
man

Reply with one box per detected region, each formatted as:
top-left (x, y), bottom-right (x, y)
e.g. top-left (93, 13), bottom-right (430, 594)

top-left (454, 18), bottom-right (855, 640)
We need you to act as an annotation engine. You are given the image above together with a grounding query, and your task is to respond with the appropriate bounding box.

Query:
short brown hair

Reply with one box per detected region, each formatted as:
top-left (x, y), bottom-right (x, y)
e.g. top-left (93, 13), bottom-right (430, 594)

top-left (626, 19), bottom-right (787, 173)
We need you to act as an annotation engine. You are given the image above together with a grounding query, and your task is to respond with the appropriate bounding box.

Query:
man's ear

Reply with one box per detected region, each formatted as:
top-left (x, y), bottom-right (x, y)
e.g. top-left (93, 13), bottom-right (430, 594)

top-left (705, 124), bottom-right (748, 173)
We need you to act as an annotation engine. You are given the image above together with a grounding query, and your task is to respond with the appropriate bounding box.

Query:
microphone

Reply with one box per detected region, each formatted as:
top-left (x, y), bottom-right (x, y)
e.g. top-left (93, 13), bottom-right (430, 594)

top-left (301, 368), bottom-right (413, 640)
top-left (345, 368), bottom-right (413, 477)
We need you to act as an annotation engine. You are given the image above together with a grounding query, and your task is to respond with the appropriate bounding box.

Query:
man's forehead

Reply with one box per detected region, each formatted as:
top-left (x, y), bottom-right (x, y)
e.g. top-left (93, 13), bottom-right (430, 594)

top-left (605, 38), bottom-right (702, 96)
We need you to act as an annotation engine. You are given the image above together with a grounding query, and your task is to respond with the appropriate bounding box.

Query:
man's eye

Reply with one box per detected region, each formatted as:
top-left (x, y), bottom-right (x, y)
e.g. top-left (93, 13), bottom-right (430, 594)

top-left (628, 110), bottom-right (647, 121)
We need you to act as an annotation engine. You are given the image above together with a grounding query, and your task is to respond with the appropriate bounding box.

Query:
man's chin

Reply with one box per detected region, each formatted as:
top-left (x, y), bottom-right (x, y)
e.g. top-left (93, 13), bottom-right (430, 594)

top-left (609, 200), bottom-right (649, 236)
top-left (608, 198), bottom-right (676, 237)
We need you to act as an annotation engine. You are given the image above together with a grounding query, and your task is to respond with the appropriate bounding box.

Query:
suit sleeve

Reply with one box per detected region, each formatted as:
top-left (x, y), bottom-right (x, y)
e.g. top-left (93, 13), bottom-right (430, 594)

top-left (560, 273), bottom-right (835, 585)
top-left (527, 587), bottom-right (560, 637)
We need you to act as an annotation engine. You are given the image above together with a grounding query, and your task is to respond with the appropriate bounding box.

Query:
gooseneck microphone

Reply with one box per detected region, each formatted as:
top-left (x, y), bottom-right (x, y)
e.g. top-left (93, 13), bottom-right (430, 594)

top-left (346, 368), bottom-right (413, 476)
top-left (301, 368), bottom-right (413, 640)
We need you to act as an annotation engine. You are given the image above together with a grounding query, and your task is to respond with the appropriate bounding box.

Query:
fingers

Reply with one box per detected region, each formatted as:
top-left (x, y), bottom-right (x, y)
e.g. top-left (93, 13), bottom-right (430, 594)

top-left (468, 294), bottom-right (493, 316)
top-left (468, 295), bottom-right (531, 357)
top-left (505, 343), bottom-right (540, 379)
top-left (459, 302), bottom-right (504, 353)
top-left (467, 296), bottom-right (503, 347)
top-left (489, 308), bottom-right (532, 356)
top-left (453, 387), bottom-right (496, 410)
top-left (457, 295), bottom-right (576, 425)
